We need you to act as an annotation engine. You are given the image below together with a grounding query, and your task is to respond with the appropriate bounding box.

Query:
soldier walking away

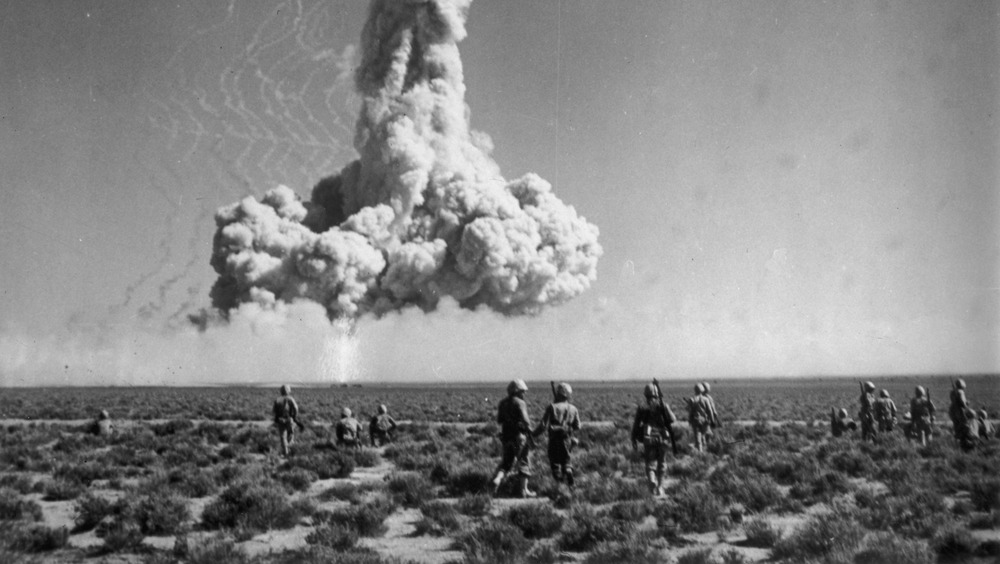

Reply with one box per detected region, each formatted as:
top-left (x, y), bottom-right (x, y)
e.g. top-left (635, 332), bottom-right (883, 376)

top-left (701, 382), bottom-right (720, 440)
top-left (687, 383), bottom-right (716, 453)
top-left (908, 386), bottom-right (935, 446)
top-left (336, 407), bottom-right (363, 449)
top-left (949, 379), bottom-right (970, 441)
top-left (978, 410), bottom-right (995, 440)
top-left (830, 408), bottom-right (857, 438)
top-left (273, 385), bottom-right (304, 457)
top-left (858, 381), bottom-right (878, 442)
top-left (491, 379), bottom-right (536, 498)
top-left (874, 389), bottom-right (897, 433)
top-left (532, 382), bottom-right (581, 488)
top-left (92, 410), bottom-right (114, 437)
top-left (369, 404), bottom-right (398, 447)
top-left (632, 382), bottom-right (677, 496)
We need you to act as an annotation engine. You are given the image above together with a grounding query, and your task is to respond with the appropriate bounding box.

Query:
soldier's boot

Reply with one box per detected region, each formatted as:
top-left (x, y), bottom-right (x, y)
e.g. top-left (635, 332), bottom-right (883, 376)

top-left (564, 469), bottom-right (575, 489)
top-left (646, 471), bottom-right (658, 495)
top-left (490, 471), bottom-right (505, 496)
top-left (517, 475), bottom-right (536, 498)
top-left (654, 473), bottom-right (665, 497)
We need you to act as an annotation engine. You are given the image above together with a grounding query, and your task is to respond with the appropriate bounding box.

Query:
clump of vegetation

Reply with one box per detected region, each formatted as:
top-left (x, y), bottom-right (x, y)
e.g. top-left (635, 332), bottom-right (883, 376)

top-left (853, 531), bottom-right (935, 564)
top-left (307, 522), bottom-right (360, 550)
top-left (73, 492), bottom-right (114, 532)
top-left (386, 472), bottom-right (434, 508)
top-left (930, 524), bottom-right (980, 561)
top-left (608, 499), bottom-right (655, 523)
top-left (742, 518), bottom-right (782, 548)
top-left (505, 502), bottom-right (563, 539)
top-left (583, 533), bottom-right (662, 564)
top-left (455, 519), bottom-right (532, 563)
top-left (414, 500), bottom-right (461, 536)
top-left (558, 506), bottom-right (634, 552)
top-left (969, 477), bottom-right (1000, 512)
top-left (0, 488), bottom-right (43, 521)
top-left (276, 466), bottom-right (318, 492)
top-left (771, 505), bottom-right (865, 563)
top-left (708, 465), bottom-right (782, 512)
top-left (655, 482), bottom-right (723, 534)
top-left (173, 534), bottom-right (251, 564)
top-left (456, 493), bottom-right (492, 517)
top-left (284, 452), bottom-right (355, 480)
top-left (41, 478), bottom-right (85, 501)
top-left (201, 479), bottom-right (304, 534)
top-left (4, 523), bottom-right (69, 553)
top-left (676, 547), bottom-right (715, 564)
top-left (324, 495), bottom-right (396, 537)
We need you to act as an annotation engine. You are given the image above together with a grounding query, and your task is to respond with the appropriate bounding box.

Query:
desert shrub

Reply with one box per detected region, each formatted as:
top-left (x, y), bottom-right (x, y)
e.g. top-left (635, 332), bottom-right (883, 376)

top-left (790, 471), bottom-right (851, 505)
top-left (931, 524), bottom-right (980, 561)
top-left (853, 531), bottom-right (934, 564)
top-left (576, 475), bottom-right (646, 505)
top-left (41, 478), bottom-right (84, 501)
top-left (771, 506), bottom-right (864, 563)
top-left (97, 517), bottom-right (145, 553)
top-left (0, 474), bottom-right (35, 495)
top-left (269, 545), bottom-right (396, 564)
top-left (655, 482), bottom-right (723, 534)
top-left (676, 547), bottom-right (715, 564)
top-left (276, 467), bottom-right (318, 492)
top-left (0, 488), bottom-right (42, 521)
top-left (284, 452), bottom-right (355, 480)
top-left (455, 519), bottom-right (532, 563)
top-left (73, 493), bottom-right (114, 532)
top-left (202, 480), bottom-right (303, 534)
top-left (457, 493), bottom-right (492, 517)
top-left (325, 496), bottom-right (395, 537)
top-left (307, 523), bottom-right (359, 550)
top-left (708, 465), bottom-right (782, 512)
top-left (445, 467), bottom-right (492, 497)
top-left (855, 489), bottom-right (947, 538)
top-left (583, 534), bottom-right (662, 564)
top-left (386, 472), bottom-right (434, 508)
top-left (6, 524), bottom-right (69, 552)
top-left (969, 511), bottom-right (1000, 529)
top-left (151, 419), bottom-right (196, 437)
top-left (505, 503), bottom-right (563, 539)
top-left (414, 500), bottom-right (460, 536)
top-left (719, 548), bottom-right (749, 564)
top-left (352, 448), bottom-right (381, 468)
top-left (826, 448), bottom-right (874, 478)
top-left (969, 477), bottom-right (1000, 512)
top-left (608, 499), bottom-right (655, 523)
top-left (668, 455), bottom-right (712, 479)
top-left (742, 518), bottom-right (782, 548)
top-left (164, 465), bottom-right (218, 497)
top-left (558, 506), bottom-right (634, 551)
top-left (135, 490), bottom-right (190, 535)
top-left (321, 482), bottom-right (363, 503)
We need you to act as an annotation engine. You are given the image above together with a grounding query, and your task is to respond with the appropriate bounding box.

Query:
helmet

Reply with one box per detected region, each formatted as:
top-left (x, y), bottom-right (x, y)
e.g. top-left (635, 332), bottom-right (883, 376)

top-left (280, 385), bottom-right (291, 396)
top-left (702, 382), bottom-right (712, 393)
top-left (837, 408), bottom-right (848, 418)
top-left (879, 389), bottom-right (889, 398)
top-left (914, 386), bottom-right (926, 398)
top-left (954, 379), bottom-right (966, 390)
top-left (507, 379), bottom-right (528, 395)
top-left (643, 383), bottom-right (660, 399)
top-left (99, 410), bottom-right (110, 420)
top-left (979, 409), bottom-right (988, 420)
top-left (694, 383), bottom-right (705, 394)
top-left (863, 381), bottom-right (875, 392)
top-left (556, 383), bottom-right (572, 398)
top-left (342, 407), bottom-right (352, 418)
top-left (378, 404), bottom-right (388, 414)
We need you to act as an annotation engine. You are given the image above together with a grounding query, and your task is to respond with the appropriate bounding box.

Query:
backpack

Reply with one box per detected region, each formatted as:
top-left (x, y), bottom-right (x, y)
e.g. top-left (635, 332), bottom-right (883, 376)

top-left (372, 415), bottom-right (393, 434)
top-left (273, 397), bottom-right (294, 422)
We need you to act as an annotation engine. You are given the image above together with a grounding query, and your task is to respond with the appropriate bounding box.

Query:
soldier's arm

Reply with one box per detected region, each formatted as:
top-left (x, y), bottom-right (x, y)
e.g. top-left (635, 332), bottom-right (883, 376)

top-left (631, 408), bottom-right (643, 446)
top-left (388, 416), bottom-right (397, 430)
top-left (570, 405), bottom-right (581, 432)
top-left (517, 399), bottom-right (532, 433)
top-left (532, 405), bottom-right (552, 437)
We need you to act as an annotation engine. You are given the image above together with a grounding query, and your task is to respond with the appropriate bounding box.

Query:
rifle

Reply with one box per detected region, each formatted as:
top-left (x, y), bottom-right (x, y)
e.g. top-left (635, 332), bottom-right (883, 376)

top-left (652, 378), bottom-right (679, 456)
top-left (550, 381), bottom-right (557, 402)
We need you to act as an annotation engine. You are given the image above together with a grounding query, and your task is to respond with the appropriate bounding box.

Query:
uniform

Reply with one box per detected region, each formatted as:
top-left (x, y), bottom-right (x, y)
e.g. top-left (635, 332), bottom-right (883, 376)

top-left (874, 391), bottom-right (897, 433)
top-left (369, 405), bottom-right (398, 447)
top-left (632, 383), bottom-right (676, 495)
top-left (949, 381), bottom-right (969, 440)
top-left (93, 410), bottom-right (114, 437)
top-left (978, 410), bottom-right (995, 440)
top-left (273, 386), bottom-right (301, 457)
top-left (859, 382), bottom-right (877, 442)
top-left (490, 380), bottom-right (535, 497)
top-left (959, 408), bottom-right (981, 451)
top-left (533, 384), bottom-right (581, 487)
top-left (336, 408), bottom-right (363, 449)
top-left (830, 408), bottom-right (856, 438)
top-left (909, 387), bottom-right (935, 446)
top-left (687, 384), bottom-right (716, 453)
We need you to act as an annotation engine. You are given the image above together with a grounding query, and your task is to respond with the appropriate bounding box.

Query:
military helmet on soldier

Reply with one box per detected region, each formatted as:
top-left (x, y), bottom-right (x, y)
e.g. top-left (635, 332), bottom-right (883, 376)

top-left (99, 410), bottom-right (110, 420)
top-left (914, 386), bottom-right (926, 398)
top-left (837, 408), bottom-right (848, 418)
top-left (342, 407), bottom-right (352, 418)
top-left (954, 379), bottom-right (966, 390)
top-left (863, 381), bottom-right (875, 392)
top-left (694, 383), bottom-right (705, 394)
top-left (507, 379), bottom-right (528, 396)
top-left (702, 382), bottom-right (712, 393)
top-left (378, 404), bottom-right (388, 414)
top-left (280, 384), bottom-right (291, 396)
top-left (556, 382), bottom-right (572, 398)
top-left (643, 383), bottom-right (659, 399)
top-left (979, 409), bottom-right (988, 420)
top-left (879, 389), bottom-right (890, 398)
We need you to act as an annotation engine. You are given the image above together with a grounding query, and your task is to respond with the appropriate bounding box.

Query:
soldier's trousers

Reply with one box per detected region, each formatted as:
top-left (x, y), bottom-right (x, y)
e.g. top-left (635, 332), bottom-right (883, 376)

top-left (275, 421), bottom-right (295, 455)
top-left (497, 434), bottom-right (531, 476)
top-left (643, 436), bottom-right (668, 478)
top-left (547, 435), bottom-right (573, 484)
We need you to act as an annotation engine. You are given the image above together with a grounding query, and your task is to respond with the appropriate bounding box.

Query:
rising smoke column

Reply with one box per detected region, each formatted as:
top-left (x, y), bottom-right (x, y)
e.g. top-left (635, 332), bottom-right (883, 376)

top-left (209, 0), bottom-right (601, 320)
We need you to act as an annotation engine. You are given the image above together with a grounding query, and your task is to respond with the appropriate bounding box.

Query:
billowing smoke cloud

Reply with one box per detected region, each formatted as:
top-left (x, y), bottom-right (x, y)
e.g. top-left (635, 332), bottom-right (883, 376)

top-left (208, 0), bottom-right (601, 320)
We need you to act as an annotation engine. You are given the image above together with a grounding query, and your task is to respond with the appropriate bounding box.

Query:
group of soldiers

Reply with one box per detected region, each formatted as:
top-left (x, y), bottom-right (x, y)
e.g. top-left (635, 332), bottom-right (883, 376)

top-left (832, 379), bottom-right (994, 449)
top-left (272, 385), bottom-right (398, 457)
top-left (490, 379), bottom-right (720, 498)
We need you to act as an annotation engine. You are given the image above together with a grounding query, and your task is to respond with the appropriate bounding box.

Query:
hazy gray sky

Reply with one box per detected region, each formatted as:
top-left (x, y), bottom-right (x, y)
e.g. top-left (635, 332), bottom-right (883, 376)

top-left (1, 0), bottom-right (997, 385)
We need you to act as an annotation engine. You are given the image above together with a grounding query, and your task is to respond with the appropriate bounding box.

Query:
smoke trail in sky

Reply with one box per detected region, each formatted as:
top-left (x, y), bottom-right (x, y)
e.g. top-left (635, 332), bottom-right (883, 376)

top-left (209, 0), bottom-right (602, 321)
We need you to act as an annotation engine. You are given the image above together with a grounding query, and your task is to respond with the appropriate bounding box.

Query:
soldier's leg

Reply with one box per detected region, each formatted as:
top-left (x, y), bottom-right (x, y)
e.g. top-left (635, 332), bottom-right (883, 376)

top-left (279, 426), bottom-right (290, 457)
top-left (642, 440), bottom-right (658, 494)
top-left (563, 462), bottom-right (575, 488)
top-left (516, 437), bottom-right (535, 498)
top-left (491, 442), bottom-right (515, 495)
top-left (654, 443), bottom-right (667, 496)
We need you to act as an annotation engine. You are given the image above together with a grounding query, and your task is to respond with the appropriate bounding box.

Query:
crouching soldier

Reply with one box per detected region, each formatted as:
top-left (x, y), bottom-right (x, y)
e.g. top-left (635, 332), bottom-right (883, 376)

top-left (978, 410), bottom-right (995, 440)
top-left (92, 410), bottom-right (114, 437)
top-left (533, 382), bottom-right (581, 488)
top-left (959, 407), bottom-right (982, 451)
top-left (909, 386), bottom-right (935, 446)
top-left (632, 382), bottom-right (676, 496)
top-left (491, 379), bottom-right (535, 498)
top-left (830, 408), bottom-right (857, 437)
top-left (369, 404), bottom-right (398, 447)
top-left (874, 389), bottom-right (897, 433)
top-left (273, 385), bottom-right (303, 457)
top-left (336, 407), bottom-right (363, 449)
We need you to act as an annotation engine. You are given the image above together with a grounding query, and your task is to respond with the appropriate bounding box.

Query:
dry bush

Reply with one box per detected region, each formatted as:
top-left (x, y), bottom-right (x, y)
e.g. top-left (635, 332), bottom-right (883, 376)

top-left (324, 495), bottom-right (396, 537)
top-left (455, 518), bottom-right (532, 563)
top-left (708, 465), bottom-right (782, 512)
top-left (386, 472), bottom-right (434, 508)
top-left (742, 518), bottom-right (782, 548)
top-left (771, 505), bottom-right (865, 563)
top-left (655, 482), bottom-right (723, 534)
top-left (201, 479), bottom-right (304, 534)
top-left (73, 493), bottom-right (114, 532)
top-left (853, 531), bottom-right (934, 564)
top-left (583, 533), bottom-right (662, 564)
top-left (456, 493), bottom-right (492, 517)
top-left (306, 522), bottom-right (360, 550)
top-left (558, 506), bottom-right (634, 552)
top-left (4, 523), bottom-right (69, 553)
top-left (414, 500), bottom-right (460, 536)
top-left (0, 488), bottom-right (42, 521)
top-left (504, 502), bottom-right (563, 539)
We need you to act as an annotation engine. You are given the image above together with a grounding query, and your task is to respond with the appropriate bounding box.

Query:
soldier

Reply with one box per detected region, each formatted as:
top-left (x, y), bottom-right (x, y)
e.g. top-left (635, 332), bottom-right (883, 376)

top-left (491, 379), bottom-right (535, 498)
top-left (874, 389), bottom-right (897, 433)
top-left (687, 383), bottom-right (716, 453)
top-left (701, 382), bottom-right (720, 434)
top-left (830, 408), bottom-right (857, 437)
top-left (949, 379), bottom-right (970, 440)
top-left (93, 410), bottom-right (114, 437)
top-left (273, 385), bottom-right (303, 457)
top-left (978, 410), bottom-right (995, 440)
top-left (631, 382), bottom-right (677, 496)
top-left (336, 407), bottom-right (363, 449)
top-left (532, 382), bottom-right (581, 488)
top-left (858, 381), bottom-right (877, 442)
top-left (958, 407), bottom-right (982, 451)
top-left (909, 386), bottom-right (935, 446)
top-left (369, 404), bottom-right (398, 447)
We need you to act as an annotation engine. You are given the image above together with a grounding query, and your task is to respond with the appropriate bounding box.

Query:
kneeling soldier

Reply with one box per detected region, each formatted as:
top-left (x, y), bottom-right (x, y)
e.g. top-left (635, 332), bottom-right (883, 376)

top-left (369, 404), bottom-right (398, 447)
top-left (533, 382), bottom-right (581, 487)
top-left (336, 407), bottom-right (363, 449)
